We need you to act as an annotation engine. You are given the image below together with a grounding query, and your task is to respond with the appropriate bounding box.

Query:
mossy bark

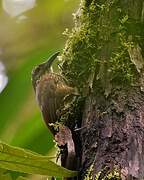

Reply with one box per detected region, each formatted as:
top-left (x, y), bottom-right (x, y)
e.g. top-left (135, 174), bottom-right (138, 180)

top-left (61, 0), bottom-right (144, 179)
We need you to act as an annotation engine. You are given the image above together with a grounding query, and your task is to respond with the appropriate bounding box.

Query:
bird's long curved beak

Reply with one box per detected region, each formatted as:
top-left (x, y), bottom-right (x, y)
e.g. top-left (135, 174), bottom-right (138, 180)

top-left (45, 51), bottom-right (60, 69)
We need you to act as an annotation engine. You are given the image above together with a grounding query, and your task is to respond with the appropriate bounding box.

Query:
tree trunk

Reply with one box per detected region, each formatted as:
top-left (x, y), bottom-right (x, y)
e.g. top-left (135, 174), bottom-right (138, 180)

top-left (61, 0), bottom-right (144, 179)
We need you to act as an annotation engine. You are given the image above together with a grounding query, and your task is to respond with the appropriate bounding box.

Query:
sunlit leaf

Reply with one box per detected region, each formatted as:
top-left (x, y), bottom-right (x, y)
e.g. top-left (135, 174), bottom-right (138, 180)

top-left (0, 142), bottom-right (77, 177)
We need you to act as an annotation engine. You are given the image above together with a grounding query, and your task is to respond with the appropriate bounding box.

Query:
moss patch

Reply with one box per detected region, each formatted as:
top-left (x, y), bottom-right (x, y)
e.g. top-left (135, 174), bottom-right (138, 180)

top-left (60, 0), bottom-right (142, 95)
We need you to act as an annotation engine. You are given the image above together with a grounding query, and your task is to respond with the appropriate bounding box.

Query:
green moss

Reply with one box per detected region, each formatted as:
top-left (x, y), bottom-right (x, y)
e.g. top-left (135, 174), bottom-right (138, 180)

top-left (84, 165), bottom-right (121, 180)
top-left (109, 45), bottom-right (137, 85)
top-left (84, 164), bottom-right (94, 180)
top-left (58, 0), bottom-right (144, 178)
top-left (59, 96), bottom-right (85, 129)
top-left (61, 0), bottom-right (142, 95)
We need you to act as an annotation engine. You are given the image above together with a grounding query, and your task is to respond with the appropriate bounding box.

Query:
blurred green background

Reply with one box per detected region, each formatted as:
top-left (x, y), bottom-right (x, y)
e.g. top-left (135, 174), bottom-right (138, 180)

top-left (0, 0), bottom-right (78, 156)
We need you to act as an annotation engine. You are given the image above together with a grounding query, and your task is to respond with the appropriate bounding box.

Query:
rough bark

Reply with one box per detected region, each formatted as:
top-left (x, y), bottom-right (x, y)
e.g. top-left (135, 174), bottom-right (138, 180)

top-left (81, 88), bottom-right (144, 179)
top-left (61, 0), bottom-right (144, 179)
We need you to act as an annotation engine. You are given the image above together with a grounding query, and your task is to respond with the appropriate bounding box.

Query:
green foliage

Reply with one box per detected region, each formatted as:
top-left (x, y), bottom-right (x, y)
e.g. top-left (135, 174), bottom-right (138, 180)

top-left (0, 141), bottom-right (77, 178)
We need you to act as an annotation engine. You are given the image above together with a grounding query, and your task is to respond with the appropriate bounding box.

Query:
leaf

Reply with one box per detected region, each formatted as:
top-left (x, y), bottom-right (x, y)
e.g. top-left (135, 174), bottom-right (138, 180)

top-left (0, 141), bottom-right (77, 178)
top-left (0, 169), bottom-right (12, 180)
top-left (0, 173), bottom-right (12, 180)
top-left (0, 168), bottom-right (7, 174)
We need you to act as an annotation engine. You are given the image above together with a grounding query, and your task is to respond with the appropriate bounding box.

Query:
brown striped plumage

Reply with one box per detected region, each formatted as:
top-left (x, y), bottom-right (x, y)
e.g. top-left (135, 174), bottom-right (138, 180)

top-left (36, 72), bottom-right (75, 133)
top-left (32, 52), bottom-right (76, 134)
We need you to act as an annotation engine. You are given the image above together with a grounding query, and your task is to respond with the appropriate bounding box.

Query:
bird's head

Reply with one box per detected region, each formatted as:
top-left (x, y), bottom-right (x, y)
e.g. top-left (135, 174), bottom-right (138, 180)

top-left (32, 51), bottom-right (60, 91)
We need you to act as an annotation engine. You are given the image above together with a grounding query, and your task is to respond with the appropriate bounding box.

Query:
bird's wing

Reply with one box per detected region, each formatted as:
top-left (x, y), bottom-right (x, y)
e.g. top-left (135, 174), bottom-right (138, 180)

top-left (40, 89), bottom-right (62, 127)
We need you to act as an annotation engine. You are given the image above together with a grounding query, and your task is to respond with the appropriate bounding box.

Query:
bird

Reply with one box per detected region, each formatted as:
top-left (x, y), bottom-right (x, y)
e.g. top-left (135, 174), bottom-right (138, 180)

top-left (32, 52), bottom-right (77, 135)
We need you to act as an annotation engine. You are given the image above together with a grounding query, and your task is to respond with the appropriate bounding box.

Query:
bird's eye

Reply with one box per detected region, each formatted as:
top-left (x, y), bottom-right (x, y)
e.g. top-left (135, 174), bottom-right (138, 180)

top-left (36, 66), bottom-right (40, 72)
top-left (32, 66), bottom-right (41, 80)
top-left (34, 65), bottom-right (41, 75)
